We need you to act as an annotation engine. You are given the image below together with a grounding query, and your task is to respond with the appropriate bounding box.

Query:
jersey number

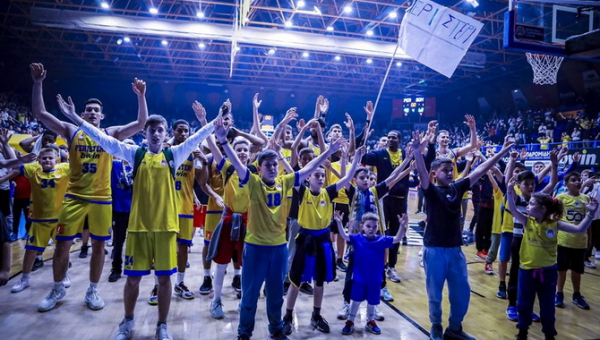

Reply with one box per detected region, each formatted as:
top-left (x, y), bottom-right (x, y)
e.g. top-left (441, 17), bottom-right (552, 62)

top-left (41, 179), bottom-right (55, 189)
top-left (175, 181), bottom-right (182, 191)
top-left (267, 193), bottom-right (281, 207)
top-left (82, 163), bottom-right (97, 174)
top-left (566, 210), bottom-right (584, 222)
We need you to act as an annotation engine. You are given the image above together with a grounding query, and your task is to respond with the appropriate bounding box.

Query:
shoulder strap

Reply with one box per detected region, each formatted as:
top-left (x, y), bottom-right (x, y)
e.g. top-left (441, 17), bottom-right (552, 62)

top-left (225, 163), bottom-right (258, 185)
top-left (162, 148), bottom-right (176, 179)
top-left (248, 164), bottom-right (258, 174)
top-left (132, 147), bottom-right (147, 180)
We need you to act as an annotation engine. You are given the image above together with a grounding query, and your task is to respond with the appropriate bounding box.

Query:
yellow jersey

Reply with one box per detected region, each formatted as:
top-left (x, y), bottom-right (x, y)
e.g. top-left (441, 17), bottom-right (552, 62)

top-left (520, 217), bottom-right (558, 269)
top-left (557, 193), bottom-right (589, 249)
top-left (297, 185), bottom-right (337, 230)
top-left (327, 160), bottom-right (349, 205)
top-left (491, 187), bottom-right (504, 234)
top-left (67, 129), bottom-right (112, 202)
top-left (501, 186), bottom-right (522, 233)
top-left (175, 154), bottom-right (196, 218)
top-left (278, 148), bottom-right (292, 176)
top-left (218, 158), bottom-right (251, 213)
top-left (244, 172), bottom-right (298, 246)
top-left (206, 158), bottom-right (225, 212)
top-left (308, 141), bottom-right (321, 156)
top-left (435, 149), bottom-right (458, 179)
top-left (129, 152), bottom-right (179, 232)
top-left (22, 163), bottom-right (70, 221)
top-left (387, 149), bottom-right (403, 169)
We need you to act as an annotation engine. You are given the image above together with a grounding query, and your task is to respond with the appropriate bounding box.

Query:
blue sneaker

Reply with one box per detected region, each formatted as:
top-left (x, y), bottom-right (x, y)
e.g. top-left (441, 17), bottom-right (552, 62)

top-left (506, 306), bottom-right (518, 321)
top-left (496, 287), bottom-right (507, 299)
top-left (573, 294), bottom-right (590, 309)
top-left (532, 312), bottom-right (541, 322)
top-left (365, 320), bottom-right (381, 335)
top-left (342, 321), bottom-right (355, 335)
top-left (555, 292), bottom-right (564, 308)
top-left (380, 287), bottom-right (394, 302)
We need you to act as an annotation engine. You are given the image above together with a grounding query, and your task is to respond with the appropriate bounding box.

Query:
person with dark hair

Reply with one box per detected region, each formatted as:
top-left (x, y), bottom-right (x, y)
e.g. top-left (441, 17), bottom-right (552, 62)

top-left (29, 63), bottom-right (148, 312)
top-left (507, 187), bottom-right (598, 340)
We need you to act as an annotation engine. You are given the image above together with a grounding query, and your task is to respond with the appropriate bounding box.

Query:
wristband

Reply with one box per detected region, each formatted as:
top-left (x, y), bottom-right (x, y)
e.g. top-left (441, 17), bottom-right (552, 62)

top-left (218, 139), bottom-right (228, 144)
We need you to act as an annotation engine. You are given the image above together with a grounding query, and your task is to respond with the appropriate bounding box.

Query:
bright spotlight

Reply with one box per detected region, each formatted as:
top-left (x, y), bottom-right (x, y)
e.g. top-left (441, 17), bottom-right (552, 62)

top-left (334, 56), bottom-right (341, 61)
top-left (302, 52), bottom-right (309, 58)
top-left (161, 40), bottom-right (168, 46)
top-left (366, 30), bottom-right (374, 36)
top-left (116, 39), bottom-right (123, 45)
top-left (198, 43), bottom-right (206, 48)
top-left (197, 12), bottom-right (205, 18)
top-left (396, 61), bottom-right (402, 67)
top-left (149, 7), bottom-right (158, 14)
top-left (123, 37), bottom-right (131, 43)
top-left (101, 2), bottom-right (110, 9)
top-left (285, 20), bottom-right (293, 27)
top-left (268, 49), bottom-right (276, 55)
top-left (326, 26), bottom-right (334, 32)
top-left (297, 1), bottom-right (306, 8)
top-left (344, 6), bottom-right (352, 13)
top-left (389, 11), bottom-right (398, 19)
top-left (366, 59), bottom-right (373, 64)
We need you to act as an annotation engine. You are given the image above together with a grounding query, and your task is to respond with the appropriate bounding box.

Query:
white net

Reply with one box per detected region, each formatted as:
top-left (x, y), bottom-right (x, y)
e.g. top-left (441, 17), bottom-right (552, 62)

top-left (525, 53), bottom-right (564, 85)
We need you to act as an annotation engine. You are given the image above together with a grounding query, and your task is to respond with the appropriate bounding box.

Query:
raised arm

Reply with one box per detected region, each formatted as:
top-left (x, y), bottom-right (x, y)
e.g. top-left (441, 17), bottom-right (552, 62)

top-left (507, 177), bottom-right (528, 226)
top-left (344, 113), bottom-right (356, 155)
top-left (333, 210), bottom-right (350, 242)
top-left (393, 214), bottom-right (409, 244)
top-left (468, 135), bottom-right (515, 187)
top-left (540, 149), bottom-right (559, 195)
top-left (558, 199), bottom-right (598, 233)
top-left (29, 63), bottom-right (76, 140)
top-left (18, 135), bottom-right (41, 153)
top-left (0, 129), bottom-right (36, 167)
top-left (291, 118), bottom-right (314, 167)
top-left (214, 117), bottom-right (248, 182)
top-left (337, 146), bottom-right (365, 191)
top-left (411, 131), bottom-right (431, 190)
top-left (266, 137), bottom-right (294, 175)
top-left (251, 93), bottom-right (269, 145)
top-left (454, 115), bottom-right (477, 157)
top-left (272, 107), bottom-right (296, 145)
top-left (106, 78), bottom-right (148, 140)
top-left (298, 138), bottom-right (344, 182)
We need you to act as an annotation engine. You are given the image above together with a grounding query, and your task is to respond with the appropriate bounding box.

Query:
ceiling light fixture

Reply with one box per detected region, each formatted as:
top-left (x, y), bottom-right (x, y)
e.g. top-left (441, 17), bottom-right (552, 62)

top-left (326, 26), bottom-right (334, 32)
top-left (101, 2), bottom-right (110, 9)
top-left (285, 20), bottom-right (293, 27)
top-left (116, 39), bottom-right (123, 45)
top-left (149, 7), bottom-right (158, 14)
top-left (297, 0), bottom-right (306, 8)
top-left (366, 30), bottom-right (374, 36)
top-left (396, 61), bottom-right (402, 67)
top-left (123, 37), bottom-right (131, 43)
top-left (198, 43), bottom-right (206, 48)
top-left (268, 49), bottom-right (276, 55)
top-left (302, 52), bottom-right (309, 58)
top-left (197, 12), bottom-right (205, 18)
top-left (389, 11), bottom-right (398, 19)
top-left (366, 58), bottom-right (373, 64)
top-left (334, 56), bottom-right (341, 61)
top-left (161, 40), bottom-right (168, 45)
top-left (344, 6), bottom-right (352, 13)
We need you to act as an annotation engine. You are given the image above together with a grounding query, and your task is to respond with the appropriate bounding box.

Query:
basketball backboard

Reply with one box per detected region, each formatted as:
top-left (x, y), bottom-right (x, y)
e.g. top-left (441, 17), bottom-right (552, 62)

top-left (504, 0), bottom-right (600, 59)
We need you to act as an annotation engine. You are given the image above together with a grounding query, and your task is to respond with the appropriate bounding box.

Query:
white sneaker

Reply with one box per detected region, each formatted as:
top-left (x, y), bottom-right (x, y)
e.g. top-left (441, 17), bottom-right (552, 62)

top-left (337, 301), bottom-right (350, 320)
top-left (63, 275), bottom-right (71, 288)
top-left (374, 306), bottom-right (385, 321)
top-left (38, 284), bottom-right (67, 312)
top-left (584, 261), bottom-right (597, 269)
top-left (155, 323), bottom-right (173, 340)
top-left (115, 318), bottom-right (135, 340)
top-left (210, 299), bottom-right (225, 319)
top-left (595, 253), bottom-right (600, 260)
top-left (11, 278), bottom-right (30, 293)
top-left (386, 268), bottom-right (402, 283)
top-left (381, 287), bottom-right (394, 302)
top-left (85, 286), bottom-right (105, 310)
top-left (418, 249), bottom-right (423, 257)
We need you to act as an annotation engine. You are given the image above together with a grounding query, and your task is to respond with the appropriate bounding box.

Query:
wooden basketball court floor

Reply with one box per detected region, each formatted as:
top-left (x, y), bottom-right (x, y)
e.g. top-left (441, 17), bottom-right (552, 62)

top-left (1, 196), bottom-right (599, 340)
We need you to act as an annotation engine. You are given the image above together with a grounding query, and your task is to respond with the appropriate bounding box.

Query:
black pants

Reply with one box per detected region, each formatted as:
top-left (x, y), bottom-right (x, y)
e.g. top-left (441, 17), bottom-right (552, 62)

top-left (111, 211), bottom-right (130, 272)
top-left (508, 236), bottom-right (523, 307)
top-left (12, 198), bottom-right (31, 235)
top-left (417, 188), bottom-right (426, 212)
top-left (383, 196), bottom-right (407, 268)
top-left (475, 206), bottom-right (493, 252)
top-left (586, 220), bottom-right (600, 259)
top-left (469, 185), bottom-right (481, 233)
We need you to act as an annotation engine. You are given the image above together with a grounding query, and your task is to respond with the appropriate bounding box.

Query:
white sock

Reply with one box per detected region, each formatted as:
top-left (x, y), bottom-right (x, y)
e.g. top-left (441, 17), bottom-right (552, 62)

top-left (154, 275), bottom-right (159, 286)
top-left (36, 255), bottom-right (43, 261)
top-left (54, 281), bottom-right (63, 289)
top-left (204, 268), bottom-right (211, 277)
top-left (234, 268), bottom-right (241, 276)
top-left (22, 273), bottom-right (30, 281)
top-left (366, 304), bottom-right (375, 321)
top-left (348, 301), bottom-right (361, 322)
top-left (177, 272), bottom-right (185, 285)
top-left (213, 264), bottom-right (227, 301)
top-left (89, 281), bottom-right (98, 289)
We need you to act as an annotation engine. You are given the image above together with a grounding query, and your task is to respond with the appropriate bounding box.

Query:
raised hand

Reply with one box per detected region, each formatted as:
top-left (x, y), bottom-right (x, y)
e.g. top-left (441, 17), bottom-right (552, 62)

top-left (131, 78), bottom-right (146, 96)
top-left (282, 107), bottom-right (298, 124)
top-left (507, 176), bottom-right (517, 195)
top-left (344, 113), bottom-right (354, 130)
top-left (314, 95), bottom-right (324, 118)
top-left (266, 136), bottom-right (281, 153)
top-left (558, 146), bottom-right (569, 160)
top-left (0, 128), bottom-right (10, 144)
top-left (550, 149), bottom-right (559, 166)
top-left (220, 99), bottom-right (232, 117)
top-left (398, 213), bottom-right (408, 228)
top-left (214, 117), bottom-right (228, 142)
top-left (411, 130), bottom-right (424, 152)
top-left (427, 120), bottom-right (438, 135)
top-left (253, 93), bottom-right (262, 110)
top-left (502, 134), bottom-right (516, 150)
top-left (364, 101), bottom-right (374, 121)
top-left (319, 97), bottom-right (329, 115)
top-left (192, 100), bottom-right (207, 124)
top-left (586, 198), bottom-right (598, 214)
top-left (30, 63), bottom-right (47, 82)
top-left (573, 152), bottom-right (581, 163)
top-left (296, 118), bottom-right (306, 131)
top-left (329, 138), bottom-right (347, 153)
top-left (464, 114), bottom-right (476, 130)
top-left (409, 160), bottom-right (417, 171)
top-left (333, 210), bottom-right (345, 224)
top-left (56, 94), bottom-right (82, 124)
top-left (355, 145), bottom-right (367, 159)
top-left (519, 148), bottom-right (528, 160)
top-left (18, 153), bottom-right (37, 163)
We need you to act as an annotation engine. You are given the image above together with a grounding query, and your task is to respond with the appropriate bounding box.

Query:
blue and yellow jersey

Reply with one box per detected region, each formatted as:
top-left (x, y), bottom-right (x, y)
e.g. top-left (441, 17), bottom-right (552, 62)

top-left (129, 152), bottom-right (179, 232)
top-left (557, 193), bottom-right (590, 249)
top-left (245, 172), bottom-right (298, 246)
top-left (297, 185), bottom-right (337, 230)
top-left (327, 160), bottom-right (349, 205)
top-left (435, 149), bottom-right (458, 179)
top-left (175, 154), bottom-right (196, 218)
top-left (491, 187), bottom-right (504, 234)
top-left (308, 141), bottom-right (321, 156)
top-left (278, 148), bottom-right (292, 176)
top-left (67, 129), bottom-right (112, 202)
top-left (21, 163), bottom-right (70, 221)
top-left (218, 158), bottom-right (250, 213)
top-left (520, 217), bottom-right (558, 269)
top-left (206, 158), bottom-right (225, 212)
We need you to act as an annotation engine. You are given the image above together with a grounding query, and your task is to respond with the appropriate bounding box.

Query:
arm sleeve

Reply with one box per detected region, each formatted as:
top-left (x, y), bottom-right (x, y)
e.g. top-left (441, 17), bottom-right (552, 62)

top-left (361, 151), bottom-right (377, 166)
top-left (424, 144), bottom-right (436, 171)
top-left (172, 121), bottom-right (215, 168)
top-left (455, 177), bottom-right (472, 197)
top-left (375, 182), bottom-right (389, 197)
top-left (79, 121), bottom-right (137, 164)
top-left (326, 184), bottom-right (338, 201)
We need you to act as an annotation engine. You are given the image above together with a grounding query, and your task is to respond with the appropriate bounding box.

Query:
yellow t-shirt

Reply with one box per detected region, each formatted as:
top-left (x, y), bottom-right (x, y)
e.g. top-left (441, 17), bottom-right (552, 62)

top-left (538, 138), bottom-right (550, 150)
top-left (22, 163), bottom-right (70, 221)
top-left (501, 186), bottom-right (522, 233)
top-left (491, 187), bottom-right (504, 234)
top-left (206, 159), bottom-right (225, 213)
top-left (244, 172), bottom-right (298, 246)
top-left (278, 148), bottom-right (292, 176)
top-left (129, 152), bottom-right (179, 232)
top-left (67, 129), bottom-right (112, 202)
top-left (308, 142), bottom-right (321, 156)
top-left (520, 217), bottom-right (558, 270)
top-left (175, 154), bottom-right (195, 218)
top-left (327, 161), bottom-right (349, 205)
top-left (557, 193), bottom-right (589, 249)
top-left (297, 185), bottom-right (336, 230)
top-left (218, 158), bottom-right (250, 213)
top-left (387, 149), bottom-right (403, 169)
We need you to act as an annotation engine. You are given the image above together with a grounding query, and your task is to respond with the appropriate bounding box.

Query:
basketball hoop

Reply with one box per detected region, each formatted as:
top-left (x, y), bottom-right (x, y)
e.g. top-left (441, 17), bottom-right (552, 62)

top-left (525, 52), bottom-right (564, 85)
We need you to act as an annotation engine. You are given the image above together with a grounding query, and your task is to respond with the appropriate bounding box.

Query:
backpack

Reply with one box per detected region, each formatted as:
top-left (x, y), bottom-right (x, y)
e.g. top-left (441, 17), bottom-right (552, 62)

top-left (132, 147), bottom-right (176, 180)
top-left (224, 163), bottom-right (258, 186)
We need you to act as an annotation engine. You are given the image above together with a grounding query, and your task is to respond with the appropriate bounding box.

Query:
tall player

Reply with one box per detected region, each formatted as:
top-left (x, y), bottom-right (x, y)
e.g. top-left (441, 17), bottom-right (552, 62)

top-left (29, 63), bottom-right (148, 312)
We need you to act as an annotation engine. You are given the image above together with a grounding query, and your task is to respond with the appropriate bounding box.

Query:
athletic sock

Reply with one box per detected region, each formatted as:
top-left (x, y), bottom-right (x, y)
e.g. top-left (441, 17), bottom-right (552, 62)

top-left (22, 273), bottom-right (31, 281)
top-left (213, 264), bottom-right (227, 301)
top-left (285, 308), bottom-right (293, 320)
top-left (312, 307), bottom-right (321, 317)
top-left (348, 301), bottom-right (360, 322)
top-left (234, 268), bottom-right (241, 276)
top-left (204, 269), bottom-right (211, 277)
top-left (366, 304), bottom-right (375, 322)
top-left (89, 281), bottom-right (98, 289)
top-left (177, 272), bottom-right (185, 285)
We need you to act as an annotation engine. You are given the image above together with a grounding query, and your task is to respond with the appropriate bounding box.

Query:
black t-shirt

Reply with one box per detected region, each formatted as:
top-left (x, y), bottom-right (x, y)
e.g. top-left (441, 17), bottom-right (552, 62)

top-left (423, 178), bottom-right (471, 247)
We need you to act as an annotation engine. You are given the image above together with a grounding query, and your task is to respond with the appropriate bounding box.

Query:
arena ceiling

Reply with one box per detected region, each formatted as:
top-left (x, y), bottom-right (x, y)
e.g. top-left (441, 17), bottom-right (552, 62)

top-left (0, 0), bottom-right (530, 97)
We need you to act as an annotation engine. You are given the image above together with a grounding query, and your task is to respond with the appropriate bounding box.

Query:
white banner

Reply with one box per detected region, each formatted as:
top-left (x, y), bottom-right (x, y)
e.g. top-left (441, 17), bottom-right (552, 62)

top-left (399, 0), bottom-right (484, 78)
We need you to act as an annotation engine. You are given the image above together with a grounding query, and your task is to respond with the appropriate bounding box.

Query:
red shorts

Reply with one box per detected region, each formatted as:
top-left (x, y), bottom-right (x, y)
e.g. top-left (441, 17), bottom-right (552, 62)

top-left (213, 211), bottom-right (247, 265)
top-left (193, 204), bottom-right (207, 228)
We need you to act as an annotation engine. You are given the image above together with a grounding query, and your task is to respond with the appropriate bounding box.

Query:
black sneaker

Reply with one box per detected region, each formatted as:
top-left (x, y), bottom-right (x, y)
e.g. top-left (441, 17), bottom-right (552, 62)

top-left (68, 261), bottom-right (72, 269)
top-left (104, 248), bottom-right (108, 255)
top-left (336, 259), bottom-right (348, 272)
top-left (186, 262), bottom-right (190, 268)
top-left (79, 245), bottom-right (89, 258)
top-left (199, 276), bottom-right (213, 295)
top-left (299, 282), bottom-right (314, 295)
top-left (282, 315), bottom-right (293, 336)
top-left (310, 314), bottom-right (330, 333)
top-left (402, 236), bottom-right (408, 246)
top-left (269, 330), bottom-right (289, 340)
top-left (232, 274), bottom-right (241, 292)
top-left (237, 336), bottom-right (250, 340)
top-left (31, 258), bottom-right (44, 272)
top-left (108, 269), bottom-right (121, 282)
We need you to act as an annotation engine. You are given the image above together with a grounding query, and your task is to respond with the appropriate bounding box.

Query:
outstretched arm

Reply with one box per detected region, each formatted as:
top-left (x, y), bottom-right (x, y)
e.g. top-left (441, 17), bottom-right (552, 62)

top-left (558, 199), bottom-right (598, 233)
top-left (507, 177), bottom-right (528, 226)
top-left (467, 135), bottom-right (516, 187)
top-left (411, 131), bottom-right (431, 190)
top-left (214, 117), bottom-right (249, 183)
top-left (251, 93), bottom-right (269, 145)
top-left (106, 78), bottom-right (148, 140)
top-left (540, 149), bottom-right (559, 195)
top-left (298, 138), bottom-right (344, 182)
top-left (455, 115), bottom-right (477, 157)
top-left (337, 146), bottom-right (365, 191)
top-left (333, 211), bottom-right (350, 242)
top-left (393, 214), bottom-right (409, 244)
top-left (19, 135), bottom-right (41, 153)
top-left (0, 129), bottom-right (36, 168)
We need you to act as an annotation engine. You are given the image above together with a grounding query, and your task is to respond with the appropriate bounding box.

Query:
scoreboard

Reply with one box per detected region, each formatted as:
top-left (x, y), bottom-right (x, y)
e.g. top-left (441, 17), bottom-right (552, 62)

top-left (402, 96), bottom-right (425, 116)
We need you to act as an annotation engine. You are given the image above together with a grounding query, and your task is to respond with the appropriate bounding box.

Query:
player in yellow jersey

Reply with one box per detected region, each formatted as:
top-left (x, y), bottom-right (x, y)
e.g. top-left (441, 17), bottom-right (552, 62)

top-left (30, 63), bottom-right (148, 312)
top-left (283, 145), bottom-right (364, 335)
top-left (11, 147), bottom-right (70, 294)
top-left (555, 172), bottom-right (592, 309)
top-left (59, 101), bottom-right (219, 340)
top-left (214, 116), bottom-right (343, 340)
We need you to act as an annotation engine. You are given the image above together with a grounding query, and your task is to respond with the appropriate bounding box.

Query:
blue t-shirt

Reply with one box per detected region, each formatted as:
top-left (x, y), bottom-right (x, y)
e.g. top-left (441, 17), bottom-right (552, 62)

top-left (111, 160), bottom-right (133, 213)
top-left (349, 234), bottom-right (394, 284)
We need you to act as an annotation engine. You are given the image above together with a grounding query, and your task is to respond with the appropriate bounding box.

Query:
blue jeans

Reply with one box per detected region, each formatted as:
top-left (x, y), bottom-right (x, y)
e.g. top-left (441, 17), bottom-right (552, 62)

top-left (517, 266), bottom-right (558, 337)
top-left (423, 246), bottom-right (470, 330)
top-left (238, 243), bottom-right (288, 337)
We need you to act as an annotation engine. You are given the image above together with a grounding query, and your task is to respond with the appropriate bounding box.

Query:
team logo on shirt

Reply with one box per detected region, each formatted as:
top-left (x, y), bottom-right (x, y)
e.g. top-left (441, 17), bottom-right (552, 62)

top-left (320, 200), bottom-right (326, 207)
top-left (574, 202), bottom-right (580, 207)
top-left (276, 184), bottom-right (282, 190)
top-left (161, 160), bottom-right (168, 166)
top-left (79, 134), bottom-right (84, 139)
top-left (546, 228), bottom-right (556, 238)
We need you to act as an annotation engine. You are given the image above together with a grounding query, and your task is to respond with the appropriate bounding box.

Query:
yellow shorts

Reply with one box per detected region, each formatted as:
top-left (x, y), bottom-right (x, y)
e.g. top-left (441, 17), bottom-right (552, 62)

top-left (124, 232), bottom-right (177, 276)
top-left (25, 221), bottom-right (56, 252)
top-left (56, 197), bottom-right (112, 241)
top-left (204, 211), bottom-right (223, 244)
top-left (176, 217), bottom-right (194, 245)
